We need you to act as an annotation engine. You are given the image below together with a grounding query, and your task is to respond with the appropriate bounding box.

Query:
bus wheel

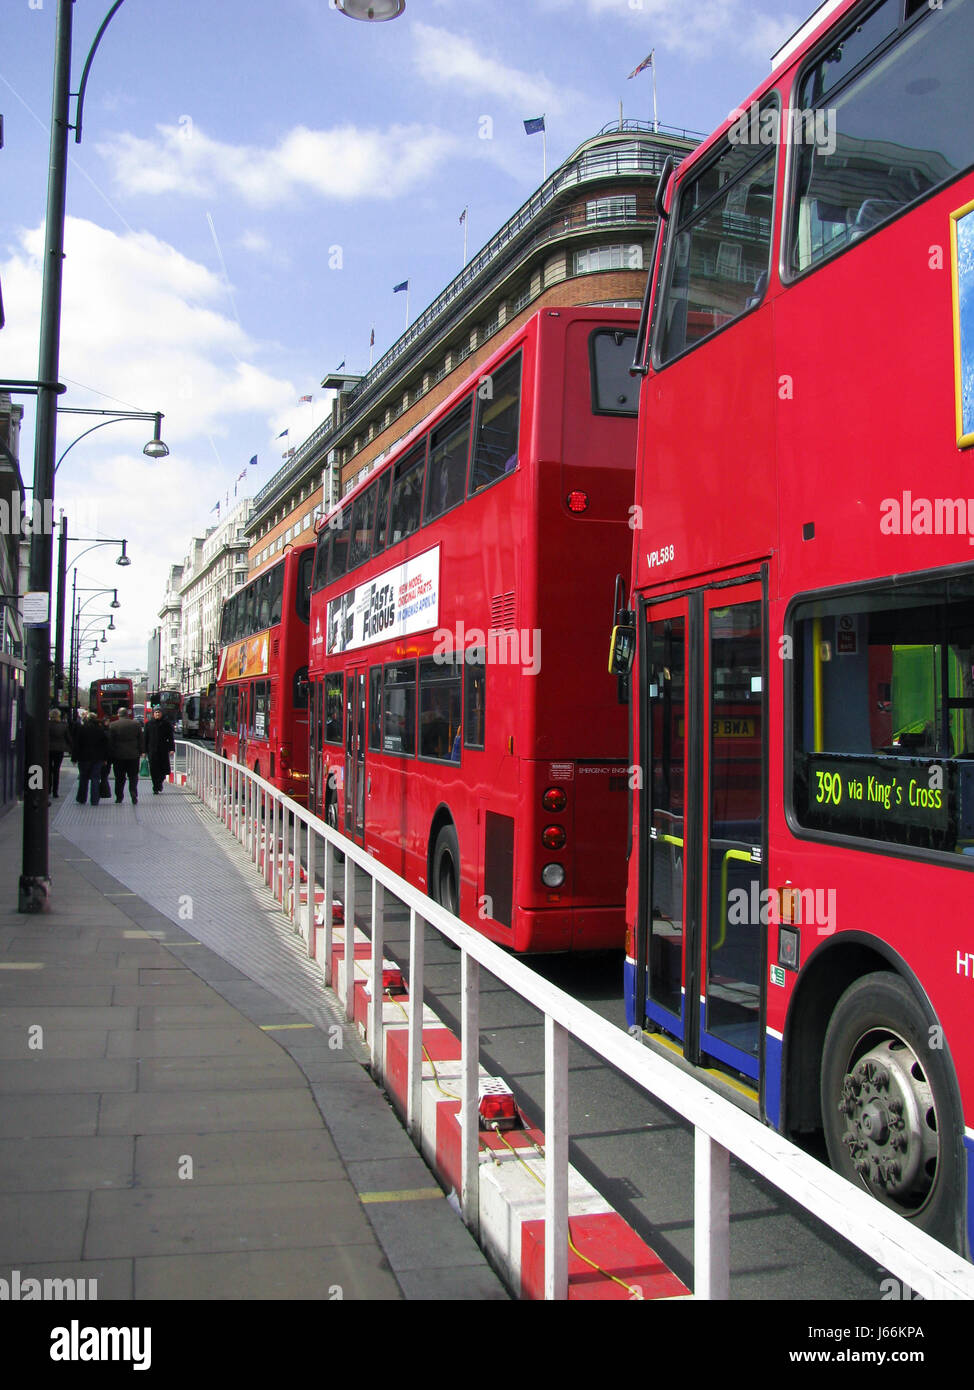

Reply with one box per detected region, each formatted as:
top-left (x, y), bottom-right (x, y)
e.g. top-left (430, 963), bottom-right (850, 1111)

top-left (820, 972), bottom-right (962, 1249)
top-left (432, 825), bottom-right (460, 918)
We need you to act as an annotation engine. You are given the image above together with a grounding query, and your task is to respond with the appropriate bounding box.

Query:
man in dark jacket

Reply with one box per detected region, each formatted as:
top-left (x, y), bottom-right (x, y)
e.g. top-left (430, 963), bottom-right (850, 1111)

top-left (73, 712), bottom-right (111, 806)
top-left (108, 706), bottom-right (144, 804)
top-left (48, 708), bottom-right (72, 798)
top-left (144, 707), bottom-right (175, 794)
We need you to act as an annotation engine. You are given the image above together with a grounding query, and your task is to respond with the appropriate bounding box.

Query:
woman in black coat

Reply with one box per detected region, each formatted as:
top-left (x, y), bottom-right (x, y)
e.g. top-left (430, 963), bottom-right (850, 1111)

top-left (73, 715), bottom-right (111, 806)
top-left (144, 709), bottom-right (176, 793)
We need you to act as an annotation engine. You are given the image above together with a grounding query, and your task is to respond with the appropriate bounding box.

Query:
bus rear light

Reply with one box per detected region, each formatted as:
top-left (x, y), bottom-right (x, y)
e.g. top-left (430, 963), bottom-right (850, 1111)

top-left (542, 825), bottom-right (567, 849)
top-left (625, 917), bottom-right (634, 958)
top-left (541, 863), bottom-right (566, 888)
top-left (479, 1079), bottom-right (519, 1131)
top-left (566, 490), bottom-right (589, 514)
top-left (542, 787), bottom-right (567, 813)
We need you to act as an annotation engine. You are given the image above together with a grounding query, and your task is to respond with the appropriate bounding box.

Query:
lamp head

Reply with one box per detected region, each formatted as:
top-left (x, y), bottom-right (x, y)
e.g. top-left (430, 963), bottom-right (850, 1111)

top-left (143, 414), bottom-right (169, 459)
top-left (116, 540), bottom-right (131, 567)
top-left (335, 0), bottom-right (404, 17)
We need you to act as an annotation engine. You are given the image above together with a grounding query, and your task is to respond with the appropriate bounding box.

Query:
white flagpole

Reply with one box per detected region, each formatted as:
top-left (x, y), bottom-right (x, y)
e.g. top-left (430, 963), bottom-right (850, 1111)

top-left (404, 287), bottom-right (409, 330)
top-left (652, 51), bottom-right (658, 131)
top-left (369, 325), bottom-right (375, 369)
top-left (543, 124), bottom-right (547, 181)
top-left (463, 211), bottom-right (468, 266)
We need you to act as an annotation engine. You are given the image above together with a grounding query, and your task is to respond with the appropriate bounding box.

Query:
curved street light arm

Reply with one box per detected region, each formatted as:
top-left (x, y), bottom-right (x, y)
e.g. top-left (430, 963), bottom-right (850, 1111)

top-left (56, 413), bottom-right (158, 474)
top-left (73, 0), bottom-right (129, 145)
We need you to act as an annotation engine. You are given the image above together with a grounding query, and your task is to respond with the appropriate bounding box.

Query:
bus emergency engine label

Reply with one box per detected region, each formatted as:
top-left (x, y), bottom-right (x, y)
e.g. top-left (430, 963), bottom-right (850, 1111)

top-left (327, 547), bottom-right (440, 655)
top-left (801, 753), bottom-right (957, 849)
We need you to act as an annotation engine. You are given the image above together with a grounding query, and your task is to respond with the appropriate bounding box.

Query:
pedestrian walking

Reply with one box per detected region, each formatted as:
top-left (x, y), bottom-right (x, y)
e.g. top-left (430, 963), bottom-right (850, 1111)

top-left (108, 705), bottom-right (144, 804)
top-left (98, 715), bottom-right (113, 800)
top-left (48, 708), bottom-right (72, 798)
top-left (72, 711), bottom-right (111, 806)
top-left (144, 707), bottom-right (176, 794)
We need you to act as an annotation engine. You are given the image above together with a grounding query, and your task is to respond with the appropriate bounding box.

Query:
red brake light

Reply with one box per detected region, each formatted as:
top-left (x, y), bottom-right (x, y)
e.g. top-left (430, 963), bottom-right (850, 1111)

top-left (566, 490), bottom-right (589, 513)
top-left (542, 787), bottom-right (567, 812)
top-left (542, 825), bottom-right (567, 850)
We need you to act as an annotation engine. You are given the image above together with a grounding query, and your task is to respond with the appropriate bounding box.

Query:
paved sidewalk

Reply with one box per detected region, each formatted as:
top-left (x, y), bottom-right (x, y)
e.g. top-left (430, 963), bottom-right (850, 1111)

top-left (0, 770), bottom-right (506, 1301)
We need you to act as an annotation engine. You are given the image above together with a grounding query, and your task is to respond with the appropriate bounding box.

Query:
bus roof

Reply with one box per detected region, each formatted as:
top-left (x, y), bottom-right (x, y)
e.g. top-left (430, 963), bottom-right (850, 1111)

top-left (313, 304), bottom-right (638, 535)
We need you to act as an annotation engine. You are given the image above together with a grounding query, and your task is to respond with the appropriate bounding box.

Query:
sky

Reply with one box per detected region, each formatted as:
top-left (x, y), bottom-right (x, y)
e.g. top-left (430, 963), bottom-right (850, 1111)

top-left (0, 0), bottom-right (803, 675)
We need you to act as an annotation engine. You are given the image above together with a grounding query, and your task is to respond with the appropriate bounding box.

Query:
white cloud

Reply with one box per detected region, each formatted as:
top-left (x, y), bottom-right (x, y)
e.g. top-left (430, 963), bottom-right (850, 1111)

top-left (238, 230), bottom-right (271, 254)
top-left (1, 217), bottom-right (298, 669)
top-left (411, 21), bottom-right (571, 116)
top-left (96, 121), bottom-right (460, 207)
top-left (538, 0), bottom-right (800, 62)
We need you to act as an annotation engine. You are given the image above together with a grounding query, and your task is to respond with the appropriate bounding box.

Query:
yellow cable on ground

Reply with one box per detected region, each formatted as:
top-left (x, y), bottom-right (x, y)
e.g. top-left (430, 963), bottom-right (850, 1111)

top-left (381, 988), bottom-right (644, 1299)
top-left (490, 1124), bottom-right (644, 1300)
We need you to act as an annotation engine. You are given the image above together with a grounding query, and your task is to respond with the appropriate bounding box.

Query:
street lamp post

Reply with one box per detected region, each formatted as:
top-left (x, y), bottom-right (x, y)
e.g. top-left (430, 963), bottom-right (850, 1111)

top-left (19, 0), bottom-right (74, 912)
top-left (68, 583), bottom-right (119, 723)
top-left (53, 517), bottom-right (129, 707)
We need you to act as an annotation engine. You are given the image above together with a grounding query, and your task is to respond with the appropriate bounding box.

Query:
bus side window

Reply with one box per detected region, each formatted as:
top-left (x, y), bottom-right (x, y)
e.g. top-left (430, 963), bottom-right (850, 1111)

top-left (373, 472), bottom-right (392, 556)
top-left (470, 354), bottom-right (521, 494)
top-left (390, 442), bottom-right (427, 545)
top-left (269, 565), bottom-right (284, 626)
top-left (312, 531), bottom-right (331, 592)
top-left (328, 509), bottom-right (350, 583)
top-left (296, 551), bottom-right (313, 622)
top-left (425, 400), bottom-right (472, 523)
top-left (369, 666), bottom-right (382, 751)
top-left (464, 651), bottom-right (486, 749)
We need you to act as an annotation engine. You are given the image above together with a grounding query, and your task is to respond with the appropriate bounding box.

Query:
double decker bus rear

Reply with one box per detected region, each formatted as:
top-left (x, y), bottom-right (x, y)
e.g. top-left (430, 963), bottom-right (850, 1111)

top-left (216, 545), bottom-right (313, 801)
top-left (89, 678), bottom-right (134, 720)
top-left (309, 306), bottom-right (639, 951)
top-left (619, 0), bottom-right (974, 1252)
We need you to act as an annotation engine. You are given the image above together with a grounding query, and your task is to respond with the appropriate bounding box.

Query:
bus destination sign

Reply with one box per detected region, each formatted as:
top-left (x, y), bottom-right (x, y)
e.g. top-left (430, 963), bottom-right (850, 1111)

top-left (802, 753), bottom-right (957, 849)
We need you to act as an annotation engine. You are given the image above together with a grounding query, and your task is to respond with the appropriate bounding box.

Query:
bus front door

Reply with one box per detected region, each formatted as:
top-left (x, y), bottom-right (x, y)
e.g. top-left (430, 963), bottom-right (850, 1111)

top-left (344, 667), bottom-right (366, 846)
top-left (637, 575), bottom-right (767, 1093)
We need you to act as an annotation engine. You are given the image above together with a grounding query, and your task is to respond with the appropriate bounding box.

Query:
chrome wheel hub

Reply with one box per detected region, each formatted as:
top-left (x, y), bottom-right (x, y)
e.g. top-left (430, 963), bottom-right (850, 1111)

top-left (837, 1036), bottom-right (938, 1206)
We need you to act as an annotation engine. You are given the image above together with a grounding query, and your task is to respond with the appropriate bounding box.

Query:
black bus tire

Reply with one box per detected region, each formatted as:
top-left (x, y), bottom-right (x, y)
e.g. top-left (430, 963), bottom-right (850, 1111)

top-left (820, 971), bottom-right (963, 1251)
top-left (432, 824), bottom-right (460, 919)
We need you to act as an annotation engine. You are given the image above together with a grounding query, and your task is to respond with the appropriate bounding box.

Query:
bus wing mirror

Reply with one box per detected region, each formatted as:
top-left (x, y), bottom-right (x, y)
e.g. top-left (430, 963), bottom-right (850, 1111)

top-left (609, 624), bottom-right (636, 676)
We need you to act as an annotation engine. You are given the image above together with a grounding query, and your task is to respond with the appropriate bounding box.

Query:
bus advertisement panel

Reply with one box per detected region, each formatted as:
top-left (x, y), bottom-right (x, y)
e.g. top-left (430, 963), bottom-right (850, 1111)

top-left (215, 544), bottom-right (313, 802)
top-left (308, 306), bottom-right (640, 952)
top-left (618, 0), bottom-right (974, 1252)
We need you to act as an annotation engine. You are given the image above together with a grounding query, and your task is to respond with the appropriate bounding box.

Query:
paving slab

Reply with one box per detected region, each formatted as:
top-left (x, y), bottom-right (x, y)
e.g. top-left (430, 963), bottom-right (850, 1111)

top-left (133, 1246), bottom-right (399, 1301)
top-left (85, 1179), bottom-right (378, 1259)
top-left (133, 1130), bottom-right (342, 1188)
top-left (0, 1136), bottom-right (133, 1192)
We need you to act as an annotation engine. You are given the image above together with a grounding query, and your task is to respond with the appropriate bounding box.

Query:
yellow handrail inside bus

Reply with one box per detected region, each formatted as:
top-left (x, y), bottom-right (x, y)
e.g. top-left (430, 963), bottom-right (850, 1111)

top-left (812, 616), bottom-right (824, 753)
top-left (717, 848), bottom-right (756, 950)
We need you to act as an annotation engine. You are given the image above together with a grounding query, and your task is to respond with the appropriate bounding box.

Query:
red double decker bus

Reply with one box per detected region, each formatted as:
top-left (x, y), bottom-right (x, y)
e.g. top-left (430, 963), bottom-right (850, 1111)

top-left (614, 0), bottom-right (974, 1251)
top-left (215, 543), bottom-right (314, 801)
top-left (89, 677), bottom-right (134, 720)
top-left (308, 306), bottom-right (640, 951)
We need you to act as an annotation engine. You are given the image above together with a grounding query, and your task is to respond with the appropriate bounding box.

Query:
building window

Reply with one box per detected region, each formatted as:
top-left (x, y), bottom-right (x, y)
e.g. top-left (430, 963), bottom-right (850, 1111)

top-left (573, 243), bottom-right (644, 275)
top-left (586, 195), bottom-right (637, 223)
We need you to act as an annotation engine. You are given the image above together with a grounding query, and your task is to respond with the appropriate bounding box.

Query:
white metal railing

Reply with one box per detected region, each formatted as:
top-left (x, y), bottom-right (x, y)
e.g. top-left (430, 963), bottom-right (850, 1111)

top-left (176, 740), bottom-right (974, 1300)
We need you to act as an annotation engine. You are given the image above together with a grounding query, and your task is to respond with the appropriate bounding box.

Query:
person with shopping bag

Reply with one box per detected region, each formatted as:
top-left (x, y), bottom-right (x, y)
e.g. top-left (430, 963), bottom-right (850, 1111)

top-left (144, 706), bottom-right (176, 794)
